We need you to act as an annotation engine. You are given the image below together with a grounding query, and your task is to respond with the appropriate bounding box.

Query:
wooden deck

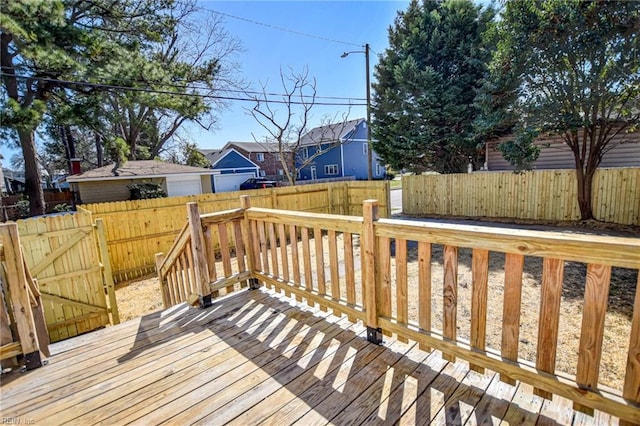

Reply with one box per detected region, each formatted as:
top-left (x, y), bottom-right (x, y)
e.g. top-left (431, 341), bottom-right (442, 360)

top-left (0, 288), bottom-right (622, 425)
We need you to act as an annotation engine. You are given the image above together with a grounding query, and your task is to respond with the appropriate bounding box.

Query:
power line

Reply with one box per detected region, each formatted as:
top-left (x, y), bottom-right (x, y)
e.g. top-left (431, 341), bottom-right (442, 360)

top-left (0, 72), bottom-right (367, 107)
top-left (204, 8), bottom-right (363, 48)
top-left (0, 65), bottom-right (367, 102)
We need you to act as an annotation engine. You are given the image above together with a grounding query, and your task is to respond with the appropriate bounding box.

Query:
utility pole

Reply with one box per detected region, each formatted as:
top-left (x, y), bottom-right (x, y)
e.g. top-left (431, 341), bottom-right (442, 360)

top-left (341, 43), bottom-right (373, 180)
top-left (365, 43), bottom-right (372, 181)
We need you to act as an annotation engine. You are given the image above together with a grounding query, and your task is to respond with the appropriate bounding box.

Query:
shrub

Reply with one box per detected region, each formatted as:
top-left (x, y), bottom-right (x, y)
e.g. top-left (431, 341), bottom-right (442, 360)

top-left (128, 182), bottom-right (167, 200)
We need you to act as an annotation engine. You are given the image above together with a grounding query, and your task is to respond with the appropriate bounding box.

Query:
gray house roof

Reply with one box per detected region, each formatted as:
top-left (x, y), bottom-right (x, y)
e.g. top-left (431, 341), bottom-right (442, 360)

top-left (299, 118), bottom-right (363, 146)
top-left (67, 160), bottom-right (216, 182)
top-left (223, 142), bottom-right (268, 152)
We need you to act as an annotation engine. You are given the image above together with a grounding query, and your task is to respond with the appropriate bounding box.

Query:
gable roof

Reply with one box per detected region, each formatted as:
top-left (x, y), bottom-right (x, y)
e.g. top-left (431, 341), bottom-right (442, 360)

top-left (300, 118), bottom-right (363, 146)
top-left (209, 148), bottom-right (260, 169)
top-left (67, 160), bottom-right (216, 182)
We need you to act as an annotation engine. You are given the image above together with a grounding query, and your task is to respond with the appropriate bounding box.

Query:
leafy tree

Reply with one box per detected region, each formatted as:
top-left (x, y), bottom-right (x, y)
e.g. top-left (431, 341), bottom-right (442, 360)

top-left (481, 0), bottom-right (640, 221)
top-left (247, 67), bottom-right (351, 185)
top-left (101, 8), bottom-right (242, 160)
top-left (1, 0), bottom-right (176, 215)
top-left (1, 0), bottom-right (239, 216)
top-left (163, 138), bottom-right (210, 168)
top-left (371, 0), bottom-right (496, 174)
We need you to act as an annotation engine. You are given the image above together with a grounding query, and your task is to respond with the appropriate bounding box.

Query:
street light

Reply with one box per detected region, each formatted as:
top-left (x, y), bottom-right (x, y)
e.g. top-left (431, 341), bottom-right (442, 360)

top-left (341, 43), bottom-right (372, 181)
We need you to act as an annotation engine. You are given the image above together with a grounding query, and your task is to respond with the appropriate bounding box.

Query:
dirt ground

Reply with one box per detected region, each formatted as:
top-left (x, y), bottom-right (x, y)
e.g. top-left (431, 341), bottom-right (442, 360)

top-left (116, 219), bottom-right (638, 393)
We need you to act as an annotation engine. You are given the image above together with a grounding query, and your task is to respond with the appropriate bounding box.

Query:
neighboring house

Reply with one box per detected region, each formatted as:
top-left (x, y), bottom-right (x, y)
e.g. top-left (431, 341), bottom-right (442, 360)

top-left (66, 160), bottom-right (216, 204)
top-left (205, 148), bottom-right (260, 193)
top-left (297, 118), bottom-right (385, 181)
top-left (484, 131), bottom-right (640, 171)
top-left (220, 142), bottom-right (289, 179)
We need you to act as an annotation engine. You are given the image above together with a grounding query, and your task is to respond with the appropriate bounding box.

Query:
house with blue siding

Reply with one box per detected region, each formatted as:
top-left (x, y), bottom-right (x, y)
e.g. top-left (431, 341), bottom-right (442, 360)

top-left (203, 148), bottom-right (260, 192)
top-left (297, 118), bottom-right (385, 181)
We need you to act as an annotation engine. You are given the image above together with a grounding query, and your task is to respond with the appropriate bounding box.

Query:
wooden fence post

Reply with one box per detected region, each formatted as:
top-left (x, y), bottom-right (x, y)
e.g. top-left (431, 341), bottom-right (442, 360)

top-left (0, 223), bottom-right (41, 370)
top-left (96, 219), bottom-right (119, 325)
top-left (187, 202), bottom-right (212, 308)
top-left (362, 199), bottom-right (382, 344)
top-left (240, 196), bottom-right (260, 290)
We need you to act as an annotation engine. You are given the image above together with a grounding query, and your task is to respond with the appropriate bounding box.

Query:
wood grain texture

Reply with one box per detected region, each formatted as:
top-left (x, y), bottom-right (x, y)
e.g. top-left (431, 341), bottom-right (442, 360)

top-left (344, 232), bottom-right (356, 323)
top-left (301, 227), bottom-right (313, 308)
top-left (574, 264), bottom-right (611, 415)
top-left (289, 225), bottom-right (302, 303)
top-left (396, 238), bottom-right (408, 343)
top-left (623, 273), bottom-right (640, 405)
top-left (535, 257), bottom-right (564, 399)
top-left (470, 249), bottom-right (489, 373)
top-left (314, 228), bottom-right (327, 312)
top-left (187, 203), bottom-right (211, 299)
top-left (418, 241), bottom-right (431, 352)
top-left (362, 200), bottom-right (379, 329)
top-left (328, 230), bottom-right (341, 317)
top-left (443, 245), bottom-right (458, 362)
top-left (501, 253), bottom-right (524, 385)
top-left (378, 236), bottom-right (392, 337)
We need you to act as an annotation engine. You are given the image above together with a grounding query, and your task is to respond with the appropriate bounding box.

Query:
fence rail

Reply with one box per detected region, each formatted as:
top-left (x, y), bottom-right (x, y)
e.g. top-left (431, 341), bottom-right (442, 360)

top-left (157, 196), bottom-right (640, 424)
top-left (83, 181), bottom-right (389, 283)
top-left (403, 167), bottom-right (640, 225)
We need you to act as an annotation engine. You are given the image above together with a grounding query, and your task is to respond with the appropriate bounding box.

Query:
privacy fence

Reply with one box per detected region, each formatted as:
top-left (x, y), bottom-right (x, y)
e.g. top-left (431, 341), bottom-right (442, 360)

top-left (403, 167), bottom-right (639, 225)
top-left (80, 181), bottom-right (389, 283)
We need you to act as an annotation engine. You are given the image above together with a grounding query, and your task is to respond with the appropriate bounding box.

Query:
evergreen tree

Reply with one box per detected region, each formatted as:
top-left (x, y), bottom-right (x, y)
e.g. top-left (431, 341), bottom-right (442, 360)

top-left (371, 0), bottom-right (495, 174)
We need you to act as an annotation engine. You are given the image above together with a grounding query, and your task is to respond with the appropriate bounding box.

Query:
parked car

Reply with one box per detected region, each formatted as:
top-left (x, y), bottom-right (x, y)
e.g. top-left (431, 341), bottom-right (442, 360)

top-left (239, 177), bottom-right (280, 190)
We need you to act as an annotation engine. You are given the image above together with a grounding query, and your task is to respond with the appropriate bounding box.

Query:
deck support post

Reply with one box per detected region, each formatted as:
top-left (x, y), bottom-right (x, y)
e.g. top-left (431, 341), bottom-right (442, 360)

top-left (362, 200), bottom-right (383, 345)
top-left (187, 202), bottom-right (212, 309)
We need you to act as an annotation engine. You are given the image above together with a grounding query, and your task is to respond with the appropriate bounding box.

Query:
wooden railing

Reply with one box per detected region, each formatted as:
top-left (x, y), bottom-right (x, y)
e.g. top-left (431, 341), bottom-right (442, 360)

top-left (0, 223), bottom-right (49, 370)
top-left (156, 196), bottom-right (640, 424)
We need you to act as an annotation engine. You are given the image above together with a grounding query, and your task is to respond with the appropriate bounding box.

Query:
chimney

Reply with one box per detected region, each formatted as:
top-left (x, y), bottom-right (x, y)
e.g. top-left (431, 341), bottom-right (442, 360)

top-left (70, 158), bottom-right (82, 175)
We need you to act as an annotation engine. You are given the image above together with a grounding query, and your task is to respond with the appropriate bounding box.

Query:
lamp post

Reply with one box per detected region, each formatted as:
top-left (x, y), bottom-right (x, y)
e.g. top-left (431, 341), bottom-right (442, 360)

top-left (341, 43), bottom-right (372, 181)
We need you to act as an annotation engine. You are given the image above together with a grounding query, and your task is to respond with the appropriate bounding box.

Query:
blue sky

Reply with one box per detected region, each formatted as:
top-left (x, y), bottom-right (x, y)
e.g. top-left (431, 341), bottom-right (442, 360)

top-left (3, 1), bottom-right (411, 162)
top-left (191, 0), bottom-right (411, 150)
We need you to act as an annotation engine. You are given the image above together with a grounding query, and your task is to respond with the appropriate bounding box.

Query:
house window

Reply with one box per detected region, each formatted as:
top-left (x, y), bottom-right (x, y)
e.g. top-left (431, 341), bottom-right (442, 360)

top-left (362, 143), bottom-right (368, 156)
top-left (275, 153), bottom-right (281, 161)
top-left (277, 169), bottom-right (284, 176)
top-left (259, 170), bottom-right (266, 177)
top-left (302, 147), bottom-right (309, 159)
top-left (256, 153), bottom-right (265, 162)
top-left (376, 163), bottom-right (384, 177)
top-left (324, 164), bottom-right (339, 176)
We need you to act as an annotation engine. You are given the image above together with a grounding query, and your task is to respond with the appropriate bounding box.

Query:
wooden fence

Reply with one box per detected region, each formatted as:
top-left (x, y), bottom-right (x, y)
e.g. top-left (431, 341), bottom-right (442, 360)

top-left (157, 196), bottom-right (640, 424)
top-left (403, 167), bottom-right (640, 225)
top-left (82, 181), bottom-right (389, 283)
top-left (16, 211), bottom-right (119, 342)
top-left (0, 223), bottom-right (49, 370)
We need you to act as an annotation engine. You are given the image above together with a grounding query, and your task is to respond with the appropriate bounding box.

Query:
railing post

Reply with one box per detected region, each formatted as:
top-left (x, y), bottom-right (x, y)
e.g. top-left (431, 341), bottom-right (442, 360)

top-left (0, 223), bottom-right (41, 370)
top-left (362, 199), bottom-right (382, 344)
top-left (155, 253), bottom-right (169, 308)
top-left (187, 202), bottom-right (212, 308)
top-left (240, 196), bottom-right (260, 290)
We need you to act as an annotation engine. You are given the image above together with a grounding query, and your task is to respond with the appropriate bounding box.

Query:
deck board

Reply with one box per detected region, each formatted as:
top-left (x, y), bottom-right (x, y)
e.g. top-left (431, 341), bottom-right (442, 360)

top-left (0, 288), bottom-right (621, 425)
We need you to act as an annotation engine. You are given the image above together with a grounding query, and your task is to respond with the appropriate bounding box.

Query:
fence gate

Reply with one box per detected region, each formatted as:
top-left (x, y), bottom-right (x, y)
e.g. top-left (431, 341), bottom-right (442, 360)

top-left (17, 210), bottom-right (119, 342)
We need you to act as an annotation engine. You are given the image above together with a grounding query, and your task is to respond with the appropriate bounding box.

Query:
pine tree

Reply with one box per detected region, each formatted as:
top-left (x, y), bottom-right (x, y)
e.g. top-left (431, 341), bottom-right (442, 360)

top-left (371, 0), bottom-right (495, 174)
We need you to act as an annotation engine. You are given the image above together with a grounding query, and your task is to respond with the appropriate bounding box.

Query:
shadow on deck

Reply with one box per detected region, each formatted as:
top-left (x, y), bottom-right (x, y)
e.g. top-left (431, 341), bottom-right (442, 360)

top-left (0, 288), bottom-right (618, 425)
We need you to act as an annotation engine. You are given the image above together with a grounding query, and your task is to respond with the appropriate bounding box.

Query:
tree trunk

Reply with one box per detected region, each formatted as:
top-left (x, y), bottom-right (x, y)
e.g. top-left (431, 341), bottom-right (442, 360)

top-left (575, 166), bottom-right (595, 221)
top-left (95, 132), bottom-right (104, 167)
top-left (19, 129), bottom-right (45, 216)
